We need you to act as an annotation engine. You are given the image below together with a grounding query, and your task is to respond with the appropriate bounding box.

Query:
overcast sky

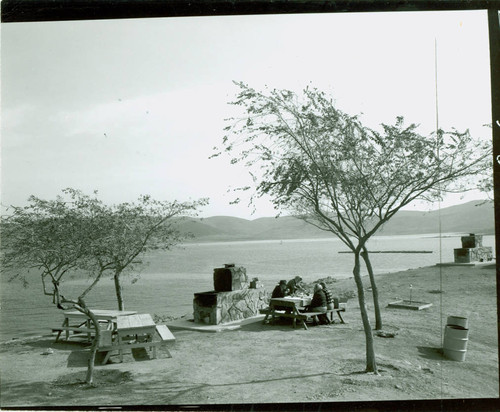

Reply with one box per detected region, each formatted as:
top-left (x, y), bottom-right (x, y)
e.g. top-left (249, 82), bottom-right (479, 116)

top-left (1, 10), bottom-right (492, 219)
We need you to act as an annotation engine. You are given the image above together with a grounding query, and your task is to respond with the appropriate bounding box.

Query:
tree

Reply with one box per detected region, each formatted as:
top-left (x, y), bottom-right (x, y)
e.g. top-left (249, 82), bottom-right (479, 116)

top-left (1, 190), bottom-right (109, 384)
top-left (1, 189), bottom-right (209, 383)
top-left (215, 82), bottom-right (491, 373)
top-left (88, 195), bottom-right (209, 311)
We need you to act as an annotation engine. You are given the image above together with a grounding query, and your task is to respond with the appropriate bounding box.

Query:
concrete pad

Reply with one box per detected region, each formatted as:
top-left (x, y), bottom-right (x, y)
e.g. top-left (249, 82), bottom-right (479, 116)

top-left (387, 300), bottom-right (432, 310)
top-left (436, 261), bottom-right (495, 267)
top-left (166, 315), bottom-right (265, 333)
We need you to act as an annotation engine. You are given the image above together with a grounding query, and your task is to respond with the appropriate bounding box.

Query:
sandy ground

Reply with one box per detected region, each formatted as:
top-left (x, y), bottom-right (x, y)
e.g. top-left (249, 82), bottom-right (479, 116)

top-left (0, 263), bottom-right (498, 409)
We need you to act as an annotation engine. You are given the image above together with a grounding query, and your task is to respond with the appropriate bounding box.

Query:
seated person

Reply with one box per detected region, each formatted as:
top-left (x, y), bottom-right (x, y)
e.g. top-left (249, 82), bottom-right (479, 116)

top-left (319, 281), bottom-right (335, 311)
top-left (272, 280), bottom-right (288, 299)
top-left (308, 284), bottom-right (330, 325)
top-left (286, 276), bottom-right (307, 296)
top-left (270, 280), bottom-right (291, 313)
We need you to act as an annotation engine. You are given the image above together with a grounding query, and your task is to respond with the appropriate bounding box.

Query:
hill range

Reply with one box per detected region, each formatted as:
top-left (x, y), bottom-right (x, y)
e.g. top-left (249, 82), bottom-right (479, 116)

top-left (179, 200), bottom-right (495, 242)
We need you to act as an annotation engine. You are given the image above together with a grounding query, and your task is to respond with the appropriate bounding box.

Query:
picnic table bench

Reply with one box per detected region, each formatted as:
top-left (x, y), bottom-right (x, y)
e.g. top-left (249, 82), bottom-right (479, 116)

top-left (52, 310), bottom-right (137, 342)
top-left (260, 298), bottom-right (347, 330)
top-left (51, 325), bottom-right (99, 340)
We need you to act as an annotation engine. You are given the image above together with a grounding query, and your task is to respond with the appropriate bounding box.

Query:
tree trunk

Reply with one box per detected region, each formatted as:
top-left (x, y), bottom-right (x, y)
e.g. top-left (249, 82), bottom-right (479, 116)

top-left (114, 271), bottom-right (124, 311)
top-left (352, 251), bottom-right (378, 373)
top-left (74, 301), bottom-right (100, 385)
top-left (361, 247), bottom-right (382, 330)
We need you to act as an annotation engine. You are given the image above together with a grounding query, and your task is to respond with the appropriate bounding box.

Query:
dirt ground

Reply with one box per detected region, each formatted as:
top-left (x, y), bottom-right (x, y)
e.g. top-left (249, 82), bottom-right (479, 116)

top-left (0, 264), bottom-right (498, 410)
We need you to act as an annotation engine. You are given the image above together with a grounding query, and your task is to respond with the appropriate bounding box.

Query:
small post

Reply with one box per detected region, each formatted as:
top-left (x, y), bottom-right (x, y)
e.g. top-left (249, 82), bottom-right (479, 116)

top-left (409, 284), bottom-right (413, 304)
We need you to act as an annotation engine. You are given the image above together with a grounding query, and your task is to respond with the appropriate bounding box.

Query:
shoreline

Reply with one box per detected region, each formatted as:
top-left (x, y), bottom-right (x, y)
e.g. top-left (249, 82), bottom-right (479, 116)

top-left (0, 269), bottom-right (378, 344)
top-left (3, 262), bottom-right (495, 345)
top-left (181, 231), bottom-right (480, 245)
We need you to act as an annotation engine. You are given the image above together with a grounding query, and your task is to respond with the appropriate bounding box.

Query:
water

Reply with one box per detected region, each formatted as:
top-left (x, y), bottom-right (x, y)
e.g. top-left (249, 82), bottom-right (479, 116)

top-left (0, 234), bottom-right (494, 341)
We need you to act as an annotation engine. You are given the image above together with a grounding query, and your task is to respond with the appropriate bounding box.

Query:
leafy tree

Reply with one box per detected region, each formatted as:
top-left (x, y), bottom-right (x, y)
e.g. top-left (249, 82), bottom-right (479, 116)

top-left (1, 189), bottom-right (209, 383)
top-left (215, 82), bottom-right (491, 373)
top-left (1, 190), bottom-right (109, 384)
top-left (88, 195), bottom-right (209, 311)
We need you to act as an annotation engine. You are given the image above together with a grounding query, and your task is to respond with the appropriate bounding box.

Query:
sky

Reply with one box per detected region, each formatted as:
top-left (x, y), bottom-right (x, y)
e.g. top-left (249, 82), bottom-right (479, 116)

top-left (1, 10), bottom-right (493, 219)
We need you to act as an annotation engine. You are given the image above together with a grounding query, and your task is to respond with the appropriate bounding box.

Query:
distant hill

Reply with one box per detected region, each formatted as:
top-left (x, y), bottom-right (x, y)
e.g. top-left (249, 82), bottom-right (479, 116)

top-left (376, 201), bottom-right (495, 236)
top-left (179, 200), bottom-right (495, 242)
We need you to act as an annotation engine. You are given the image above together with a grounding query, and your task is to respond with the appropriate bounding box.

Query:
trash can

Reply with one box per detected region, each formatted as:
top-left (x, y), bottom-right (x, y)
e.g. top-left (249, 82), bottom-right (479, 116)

top-left (443, 317), bottom-right (469, 362)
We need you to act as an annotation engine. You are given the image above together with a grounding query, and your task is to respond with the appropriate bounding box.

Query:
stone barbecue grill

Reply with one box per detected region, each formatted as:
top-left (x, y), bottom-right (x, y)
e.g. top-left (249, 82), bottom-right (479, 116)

top-left (193, 264), bottom-right (268, 325)
top-left (453, 234), bottom-right (493, 263)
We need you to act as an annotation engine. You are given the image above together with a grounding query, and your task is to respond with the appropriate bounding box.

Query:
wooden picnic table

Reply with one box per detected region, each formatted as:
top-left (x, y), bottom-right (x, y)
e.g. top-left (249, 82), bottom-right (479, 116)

top-left (100, 313), bottom-right (160, 364)
top-left (53, 309), bottom-right (137, 342)
top-left (116, 313), bottom-right (156, 339)
top-left (261, 297), bottom-right (347, 330)
top-left (277, 296), bottom-right (312, 308)
top-left (53, 310), bottom-right (176, 364)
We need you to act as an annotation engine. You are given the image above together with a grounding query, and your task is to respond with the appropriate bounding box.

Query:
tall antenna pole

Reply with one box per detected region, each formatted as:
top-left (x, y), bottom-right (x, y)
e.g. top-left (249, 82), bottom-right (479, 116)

top-left (434, 38), bottom-right (443, 289)
top-left (434, 37), bottom-right (442, 291)
top-left (435, 37), bottom-right (444, 399)
top-left (435, 38), bottom-right (440, 142)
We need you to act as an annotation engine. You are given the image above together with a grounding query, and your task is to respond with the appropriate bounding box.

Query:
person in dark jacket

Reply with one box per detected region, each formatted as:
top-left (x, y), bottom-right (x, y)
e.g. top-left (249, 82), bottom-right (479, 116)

top-left (286, 276), bottom-right (307, 295)
top-left (308, 284), bottom-right (330, 325)
top-left (271, 280), bottom-right (290, 313)
top-left (272, 280), bottom-right (288, 299)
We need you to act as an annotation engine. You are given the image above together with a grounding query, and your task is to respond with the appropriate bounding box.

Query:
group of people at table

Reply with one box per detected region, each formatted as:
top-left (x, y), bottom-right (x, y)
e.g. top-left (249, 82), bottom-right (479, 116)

top-left (271, 276), bottom-right (333, 325)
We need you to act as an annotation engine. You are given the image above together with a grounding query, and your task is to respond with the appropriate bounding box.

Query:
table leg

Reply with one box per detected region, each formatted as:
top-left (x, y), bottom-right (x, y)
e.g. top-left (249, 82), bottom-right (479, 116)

top-left (117, 334), bottom-right (124, 362)
top-left (301, 319), bottom-right (308, 330)
top-left (63, 318), bottom-right (69, 341)
top-left (102, 351), bottom-right (113, 365)
top-left (337, 311), bottom-right (346, 324)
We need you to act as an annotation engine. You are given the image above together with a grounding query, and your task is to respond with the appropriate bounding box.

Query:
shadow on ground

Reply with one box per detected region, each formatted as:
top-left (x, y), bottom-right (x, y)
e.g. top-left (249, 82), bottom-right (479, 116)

top-left (417, 346), bottom-right (446, 360)
top-left (239, 319), bottom-right (305, 333)
top-left (22, 337), bottom-right (89, 351)
top-left (239, 318), bottom-right (348, 333)
top-left (237, 319), bottom-right (334, 332)
top-left (66, 346), bottom-right (164, 367)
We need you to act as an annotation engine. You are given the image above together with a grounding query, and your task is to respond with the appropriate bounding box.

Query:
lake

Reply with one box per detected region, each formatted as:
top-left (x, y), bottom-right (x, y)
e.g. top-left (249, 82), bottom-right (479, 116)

top-left (0, 234), bottom-right (495, 340)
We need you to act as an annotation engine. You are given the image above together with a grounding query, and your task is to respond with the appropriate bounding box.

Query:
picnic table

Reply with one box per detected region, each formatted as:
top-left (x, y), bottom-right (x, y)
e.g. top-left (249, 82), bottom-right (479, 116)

top-left (52, 309), bottom-right (137, 342)
top-left (277, 296), bottom-right (312, 307)
top-left (260, 297), bottom-right (347, 330)
top-left (52, 310), bottom-right (176, 364)
top-left (98, 314), bottom-right (176, 364)
top-left (98, 313), bottom-right (156, 363)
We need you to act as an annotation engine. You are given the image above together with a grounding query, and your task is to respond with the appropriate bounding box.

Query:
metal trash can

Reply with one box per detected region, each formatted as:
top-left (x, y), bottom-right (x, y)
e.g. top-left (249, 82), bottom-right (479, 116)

top-left (443, 316), bottom-right (469, 362)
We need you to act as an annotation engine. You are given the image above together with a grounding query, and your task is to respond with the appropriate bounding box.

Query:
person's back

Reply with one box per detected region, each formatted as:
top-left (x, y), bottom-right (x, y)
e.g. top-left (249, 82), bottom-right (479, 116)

top-left (320, 282), bottom-right (334, 310)
top-left (309, 284), bottom-right (329, 325)
top-left (310, 288), bottom-right (327, 309)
